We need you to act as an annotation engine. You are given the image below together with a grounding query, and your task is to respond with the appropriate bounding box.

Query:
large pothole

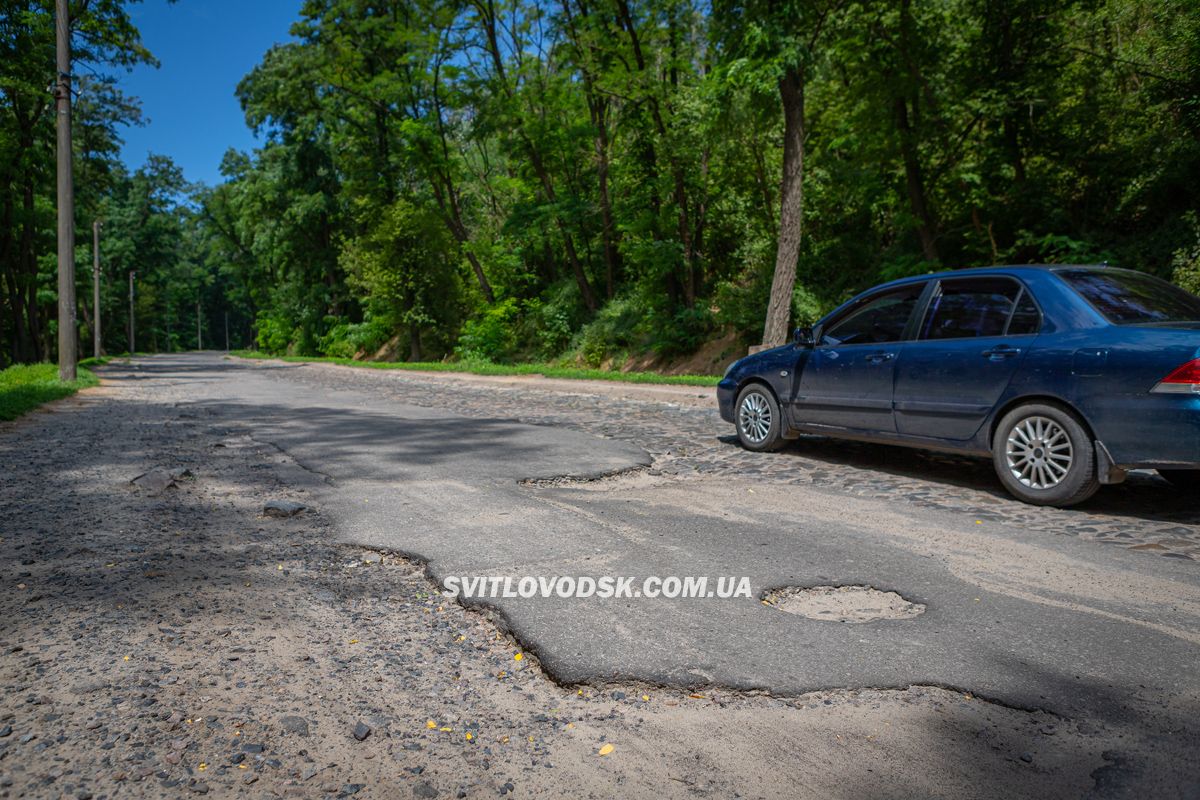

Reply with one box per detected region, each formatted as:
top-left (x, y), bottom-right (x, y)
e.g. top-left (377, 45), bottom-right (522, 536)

top-left (763, 585), bottom-right (926, 623)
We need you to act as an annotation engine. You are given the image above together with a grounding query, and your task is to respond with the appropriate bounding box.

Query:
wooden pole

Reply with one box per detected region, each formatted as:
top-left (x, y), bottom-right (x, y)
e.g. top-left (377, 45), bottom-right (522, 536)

top-left (92, 220), bottom-right (101, 358)
top-left (128, 271), bottom-right (135, 355)
top-left (55, 0), bottom-right (77, 380)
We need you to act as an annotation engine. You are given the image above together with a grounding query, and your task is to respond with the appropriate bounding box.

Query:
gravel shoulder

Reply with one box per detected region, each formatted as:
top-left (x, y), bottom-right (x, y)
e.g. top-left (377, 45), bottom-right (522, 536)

top-left (1, 355), bottom-right (1197, 799)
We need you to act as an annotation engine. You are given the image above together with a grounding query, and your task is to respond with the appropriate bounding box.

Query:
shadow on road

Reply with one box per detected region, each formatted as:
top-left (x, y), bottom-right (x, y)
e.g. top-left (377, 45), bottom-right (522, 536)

top-left (716, 433), bottom-right (1200, 528)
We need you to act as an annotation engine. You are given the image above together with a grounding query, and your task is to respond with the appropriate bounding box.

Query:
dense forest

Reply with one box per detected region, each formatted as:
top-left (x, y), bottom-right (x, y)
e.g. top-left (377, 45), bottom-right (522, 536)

top-left (3, 0), bottom-right (1200, 371)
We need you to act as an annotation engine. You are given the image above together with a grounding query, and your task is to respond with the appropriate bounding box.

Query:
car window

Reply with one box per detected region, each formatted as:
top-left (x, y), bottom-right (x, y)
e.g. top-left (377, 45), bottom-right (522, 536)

top-left (1058, 268), bottom-right (1200, 325)
top-left (821, 284), bottom-right (924, 346)
top-left (919, 277), bottom-right (1034, 340)
top-left (1007, 289), bottom-right (1042, 335)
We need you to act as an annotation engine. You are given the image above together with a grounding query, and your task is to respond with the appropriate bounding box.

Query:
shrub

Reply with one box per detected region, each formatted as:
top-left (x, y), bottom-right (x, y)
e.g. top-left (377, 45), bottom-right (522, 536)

top-left (255, 311), bottom-right (294, 355)
top-left (455, 298), bottom-right (521, 362)
top-left (1172, 213), bottom-right (1200, 295)
top-left (318, 318), bottom-right (392, 359)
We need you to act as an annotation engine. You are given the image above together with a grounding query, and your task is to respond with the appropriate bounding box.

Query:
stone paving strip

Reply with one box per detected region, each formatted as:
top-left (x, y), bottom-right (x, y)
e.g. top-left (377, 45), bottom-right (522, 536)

top-left (281, 359), bottom-right (1200, 562)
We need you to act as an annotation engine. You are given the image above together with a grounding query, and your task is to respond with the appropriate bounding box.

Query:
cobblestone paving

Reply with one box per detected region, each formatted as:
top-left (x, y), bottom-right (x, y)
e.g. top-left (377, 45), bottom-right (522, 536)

top-left (264, 360), bottom-right (1200, 562)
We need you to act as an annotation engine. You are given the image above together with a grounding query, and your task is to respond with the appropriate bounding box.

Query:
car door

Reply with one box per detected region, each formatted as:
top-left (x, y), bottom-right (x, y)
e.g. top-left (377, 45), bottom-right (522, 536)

top-left (893, 276), bottom-right (1041, 441)
top-left (791, 282), bottom-right (927, 432)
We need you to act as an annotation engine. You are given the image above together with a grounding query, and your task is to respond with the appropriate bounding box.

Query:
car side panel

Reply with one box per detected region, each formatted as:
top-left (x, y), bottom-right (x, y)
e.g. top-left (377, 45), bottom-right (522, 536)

top-left (894, 334), bottom-right (1035, 440)
top-left (983, 328), bottom-right (1200, 466)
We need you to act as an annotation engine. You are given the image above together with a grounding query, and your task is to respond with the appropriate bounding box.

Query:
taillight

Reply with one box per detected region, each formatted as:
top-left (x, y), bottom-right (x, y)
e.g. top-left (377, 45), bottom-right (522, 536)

top-left (1152, 358), bottom-right (1200, 393)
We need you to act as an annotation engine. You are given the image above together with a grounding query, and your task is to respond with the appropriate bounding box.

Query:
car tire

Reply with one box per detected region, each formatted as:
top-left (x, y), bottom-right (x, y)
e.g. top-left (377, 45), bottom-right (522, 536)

top-left (734, 384), bottom-right (787, 452)
top-left (1158, 469), bottom-right (1200, 492)
top-left (992, 403), bottom-right (1100, 507)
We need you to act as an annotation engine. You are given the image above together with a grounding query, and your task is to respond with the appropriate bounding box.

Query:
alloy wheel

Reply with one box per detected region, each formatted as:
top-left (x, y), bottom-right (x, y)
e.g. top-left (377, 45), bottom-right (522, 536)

top-left (738, 391), bottom-right (772, 445)
top-left (1006, 415), bottom-right (1074, 490)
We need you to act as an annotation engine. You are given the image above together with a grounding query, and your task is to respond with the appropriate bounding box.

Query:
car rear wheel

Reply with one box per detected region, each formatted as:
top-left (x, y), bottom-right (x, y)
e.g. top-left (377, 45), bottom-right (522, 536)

top-left (1158, 469), bottom-right (1200, 492)
top-left (992, 403), bottom-right (1099, 507)
top-left (735, 384), bottom-right (786, 452)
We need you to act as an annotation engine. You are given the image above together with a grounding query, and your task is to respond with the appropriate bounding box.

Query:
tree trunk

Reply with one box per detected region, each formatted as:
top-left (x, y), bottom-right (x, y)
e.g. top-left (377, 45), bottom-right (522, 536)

top-left (894, 96), bottom-right (940, 263)
top-left (428, 168), bottom-right (496, 303)
top-left (761, 67), bottom-right (806, 349)
top-left (592, 99), bottom-right (620, 299)
top-left (409, 322), bottom-right (423, 361)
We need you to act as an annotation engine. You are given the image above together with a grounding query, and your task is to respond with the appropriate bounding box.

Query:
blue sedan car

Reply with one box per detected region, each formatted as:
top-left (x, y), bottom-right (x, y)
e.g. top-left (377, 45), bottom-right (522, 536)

top-left (718, 265), bottom-right (1200, 506)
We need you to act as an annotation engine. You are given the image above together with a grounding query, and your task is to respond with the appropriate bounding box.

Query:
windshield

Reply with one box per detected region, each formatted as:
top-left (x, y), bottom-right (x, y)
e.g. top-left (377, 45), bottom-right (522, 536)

top-left (1057, 268), bottom-right (1200, 326)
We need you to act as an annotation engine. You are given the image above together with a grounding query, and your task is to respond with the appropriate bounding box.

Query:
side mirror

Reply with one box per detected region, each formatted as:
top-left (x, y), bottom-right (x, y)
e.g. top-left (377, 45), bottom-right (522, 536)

top-left (793, 327), bottom-right (815, 348)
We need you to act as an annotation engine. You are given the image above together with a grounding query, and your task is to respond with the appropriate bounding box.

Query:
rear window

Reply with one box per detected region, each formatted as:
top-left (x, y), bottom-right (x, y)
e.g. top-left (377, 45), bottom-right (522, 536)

top-left (919, 277), bottom-right (1040, 340)
top-left (1059, 269), bottom-right (1200, 326)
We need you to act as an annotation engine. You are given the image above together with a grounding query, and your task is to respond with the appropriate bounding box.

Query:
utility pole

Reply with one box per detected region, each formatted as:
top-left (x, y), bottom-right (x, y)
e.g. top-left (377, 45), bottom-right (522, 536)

top-left (128, 271), bottom-right (135, 355)
top-left (92, 220), bottom-right (101, 358)
top-left (224, 311), bottom-right (229, 352)
top-left (55, 0), bottom-right (76, 381)
top-left (196, 297), bottom-right (202, 350)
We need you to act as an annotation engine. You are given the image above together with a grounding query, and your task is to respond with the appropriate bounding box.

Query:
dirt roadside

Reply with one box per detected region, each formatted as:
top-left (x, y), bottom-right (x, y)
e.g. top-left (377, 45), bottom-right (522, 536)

top-left (0, 369), bottom-right (1128, 799)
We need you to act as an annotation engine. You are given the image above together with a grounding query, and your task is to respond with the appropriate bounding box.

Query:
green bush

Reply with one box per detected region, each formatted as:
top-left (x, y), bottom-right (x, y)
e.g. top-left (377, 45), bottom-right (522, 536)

top-left (318, 318), bottom-right (392, 359)
top-left (649, 305), bottom-right (714, 358)
top-left (792, 283), bottom-right (826, 327)
top-left (455, 298), bottom-right (521, 362)
top-left (255, 311), bottom-right (294, 355)
top-left (1172, 213), bottom-right (1200, 295)
top-left (573, 296), bottom-right (643, 367)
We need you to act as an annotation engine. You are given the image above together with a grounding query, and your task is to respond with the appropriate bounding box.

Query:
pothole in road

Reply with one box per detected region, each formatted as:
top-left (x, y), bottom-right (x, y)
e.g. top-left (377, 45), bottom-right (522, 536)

top-left (763, 585), bottom-right (926, 623)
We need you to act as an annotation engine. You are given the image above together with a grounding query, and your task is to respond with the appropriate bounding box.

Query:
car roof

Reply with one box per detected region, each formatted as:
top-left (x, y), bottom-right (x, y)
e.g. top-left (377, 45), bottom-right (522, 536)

top-left (874, 263), bottom-right (1116, 291)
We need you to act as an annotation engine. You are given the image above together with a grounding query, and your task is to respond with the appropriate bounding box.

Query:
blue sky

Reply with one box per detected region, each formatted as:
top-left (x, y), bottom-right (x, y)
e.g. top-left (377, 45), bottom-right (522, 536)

top-left (117, 0), bottom-right (302, 186)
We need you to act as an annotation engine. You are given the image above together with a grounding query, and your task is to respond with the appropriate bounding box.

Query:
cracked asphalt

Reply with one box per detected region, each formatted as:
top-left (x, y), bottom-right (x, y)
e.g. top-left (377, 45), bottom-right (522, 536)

top-left (2, 352), bottom-right (1199, 799)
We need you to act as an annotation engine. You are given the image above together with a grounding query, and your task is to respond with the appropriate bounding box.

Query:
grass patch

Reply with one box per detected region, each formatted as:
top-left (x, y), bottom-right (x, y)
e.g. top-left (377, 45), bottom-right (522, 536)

top-left (230, 350), bottom-right (721, 387)
top-left (0, 363), bottom-right (100, 422)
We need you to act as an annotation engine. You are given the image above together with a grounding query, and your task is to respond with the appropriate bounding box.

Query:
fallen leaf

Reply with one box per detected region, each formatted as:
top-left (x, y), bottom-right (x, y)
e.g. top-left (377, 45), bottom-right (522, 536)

top-left (513, 653), bottom-right (523, 661)
top-left (598, 744), bottom-right (614, 756)
top-left (426, 720), bottom-right (437, 730)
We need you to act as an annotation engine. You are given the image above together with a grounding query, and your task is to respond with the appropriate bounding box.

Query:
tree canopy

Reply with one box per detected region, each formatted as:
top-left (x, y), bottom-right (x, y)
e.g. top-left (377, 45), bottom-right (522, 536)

top-left (3, 0), bottom-right (1200, 369)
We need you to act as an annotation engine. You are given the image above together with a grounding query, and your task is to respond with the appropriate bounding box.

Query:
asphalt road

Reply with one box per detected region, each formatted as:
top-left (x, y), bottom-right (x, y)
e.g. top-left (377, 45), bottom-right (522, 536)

top-left (73, 353), bottom-right (1200, 795)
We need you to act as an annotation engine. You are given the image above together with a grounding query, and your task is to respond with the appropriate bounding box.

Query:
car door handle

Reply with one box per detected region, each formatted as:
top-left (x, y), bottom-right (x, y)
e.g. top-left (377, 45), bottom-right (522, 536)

top-left (981, 346), bottom-right (1022, 360)
top-left (866, 352), bottom-right (896, 364)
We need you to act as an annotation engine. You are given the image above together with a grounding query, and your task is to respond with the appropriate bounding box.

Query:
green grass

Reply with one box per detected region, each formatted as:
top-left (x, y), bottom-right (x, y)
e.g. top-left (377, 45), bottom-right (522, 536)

top-left (230, 350), bottom-right (721, 387)
top-left (0, 363), bottom-right (101, 422)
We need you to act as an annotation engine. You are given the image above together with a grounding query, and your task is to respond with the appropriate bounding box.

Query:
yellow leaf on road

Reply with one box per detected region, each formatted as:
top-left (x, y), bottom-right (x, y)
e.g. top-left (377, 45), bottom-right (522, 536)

top-left (598, 744), bottom-right (614, 756)
top-left (426, 720), bottom-right (437, 729)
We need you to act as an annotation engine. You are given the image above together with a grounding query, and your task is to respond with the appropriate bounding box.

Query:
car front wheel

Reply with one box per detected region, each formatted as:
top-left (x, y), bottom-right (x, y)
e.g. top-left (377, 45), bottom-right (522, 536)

top-left (735, 384), bottom-right (786, 452)
top-left (992, 403), bottom-right (1099, 507)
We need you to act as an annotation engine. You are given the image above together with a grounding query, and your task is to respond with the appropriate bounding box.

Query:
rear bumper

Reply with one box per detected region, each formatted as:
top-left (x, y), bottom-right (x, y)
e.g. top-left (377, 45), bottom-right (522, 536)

top-left (1088, 394), bottom-right (1200, 469)
top-left (717, 379), bottom-right (737, 423)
